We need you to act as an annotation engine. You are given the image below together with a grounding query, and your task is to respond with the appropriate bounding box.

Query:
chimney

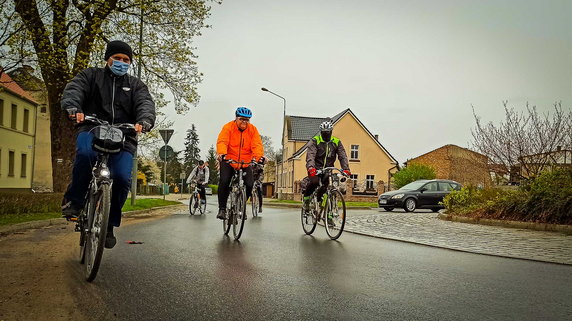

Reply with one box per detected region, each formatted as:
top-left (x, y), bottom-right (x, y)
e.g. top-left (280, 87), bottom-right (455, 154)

top-left (374, 134), bottom-right (379, 141)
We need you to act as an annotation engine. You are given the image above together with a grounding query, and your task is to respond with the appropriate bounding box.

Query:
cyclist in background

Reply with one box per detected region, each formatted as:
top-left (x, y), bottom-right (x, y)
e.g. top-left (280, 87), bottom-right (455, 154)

top-left (252, 160), bottom-right (265, 213)
top-left (216, 107), bottom-right (265, 220)
top-left (303, 120), bottom-right (351, 210)
top-left (186, 160), bottom-right (210, 205)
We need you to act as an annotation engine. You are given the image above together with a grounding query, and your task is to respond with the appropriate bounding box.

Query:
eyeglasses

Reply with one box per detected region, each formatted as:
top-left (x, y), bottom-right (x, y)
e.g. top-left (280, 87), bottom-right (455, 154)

top-left (237, 117), bottom-right (250, 122)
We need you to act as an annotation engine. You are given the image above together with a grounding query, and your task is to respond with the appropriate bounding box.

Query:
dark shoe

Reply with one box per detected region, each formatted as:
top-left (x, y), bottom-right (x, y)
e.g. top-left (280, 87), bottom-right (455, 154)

top-left (62, 202), bottom-right (80, 220)
top-left (217, 209), bottom-right (226, 220)
top-left (105, 226), bottom-right (117, 249)
top-left (258, 207), bottom-right (263, 213)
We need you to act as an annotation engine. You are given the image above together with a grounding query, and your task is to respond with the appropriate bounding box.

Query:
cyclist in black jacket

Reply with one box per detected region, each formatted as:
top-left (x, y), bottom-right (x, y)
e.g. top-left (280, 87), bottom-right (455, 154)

top-left (60, 40), bottom-right (156, 249)
top-left (303, 120), bottom-right (351, 209)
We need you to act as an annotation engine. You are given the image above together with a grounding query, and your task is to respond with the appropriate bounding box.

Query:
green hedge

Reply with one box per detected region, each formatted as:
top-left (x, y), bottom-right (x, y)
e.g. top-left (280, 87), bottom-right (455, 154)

top-left (208, 184), bottom-right (218, 194)
top-left (0, 192), bottom-right (63, 215)
top-left (443, 168), bottom-right (572, 225)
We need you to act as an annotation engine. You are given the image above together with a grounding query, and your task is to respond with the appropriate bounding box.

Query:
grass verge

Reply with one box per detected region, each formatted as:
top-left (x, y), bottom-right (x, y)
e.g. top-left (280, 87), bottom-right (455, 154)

top-left (0, 198), bottom-right (181, 227)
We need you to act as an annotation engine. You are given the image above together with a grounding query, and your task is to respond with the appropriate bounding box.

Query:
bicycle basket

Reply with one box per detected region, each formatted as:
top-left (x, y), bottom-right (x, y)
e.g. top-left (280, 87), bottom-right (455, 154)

top-left (92, 125), bottom-right (124, 153)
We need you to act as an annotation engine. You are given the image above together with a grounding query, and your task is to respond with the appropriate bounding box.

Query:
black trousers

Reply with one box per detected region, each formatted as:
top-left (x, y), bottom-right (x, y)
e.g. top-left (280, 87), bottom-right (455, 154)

top-left (218, 161), bottom-right (253, 210)
top-left (303, 175), bottom-right (329, 199)
top-left (198, 184), bottom-right (206, 200)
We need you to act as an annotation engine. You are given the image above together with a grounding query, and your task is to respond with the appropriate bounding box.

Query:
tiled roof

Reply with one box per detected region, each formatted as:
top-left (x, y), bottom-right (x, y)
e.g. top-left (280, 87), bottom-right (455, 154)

top-left (0, 71), bottom-right (38, 104)
top-left (287, 108), bottom-right (399, 164)
top-left (287, 108), bottom-right (350, 141)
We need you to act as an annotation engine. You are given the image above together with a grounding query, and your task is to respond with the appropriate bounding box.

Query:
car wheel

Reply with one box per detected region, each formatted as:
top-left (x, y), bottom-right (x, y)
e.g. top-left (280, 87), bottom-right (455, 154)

top-left (383, 207), bottom-right (394, 212)
top-left (403, 198), bottom-right (416, 212)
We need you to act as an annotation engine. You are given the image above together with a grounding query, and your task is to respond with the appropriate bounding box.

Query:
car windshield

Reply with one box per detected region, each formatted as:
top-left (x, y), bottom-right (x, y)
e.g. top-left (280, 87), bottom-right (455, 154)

top-left (400, 181), bottom-right (427, 190)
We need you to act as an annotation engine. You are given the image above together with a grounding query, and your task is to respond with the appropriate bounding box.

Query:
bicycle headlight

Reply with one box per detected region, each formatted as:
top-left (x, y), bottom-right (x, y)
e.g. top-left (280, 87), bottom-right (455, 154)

top-left (100, 168), bottom-right (110, 177)
top-left (391, 193), bottom-right (404, 199)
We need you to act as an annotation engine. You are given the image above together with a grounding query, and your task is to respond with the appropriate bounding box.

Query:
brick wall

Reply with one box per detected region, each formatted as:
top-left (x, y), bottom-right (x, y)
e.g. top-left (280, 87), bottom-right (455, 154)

top-left (408, 145), bottom-right (490, 187)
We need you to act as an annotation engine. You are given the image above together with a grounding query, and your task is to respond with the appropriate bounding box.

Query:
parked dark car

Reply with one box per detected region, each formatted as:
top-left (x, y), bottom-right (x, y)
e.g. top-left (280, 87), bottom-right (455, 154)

top-left (378, 179), bottom-right (461, 212)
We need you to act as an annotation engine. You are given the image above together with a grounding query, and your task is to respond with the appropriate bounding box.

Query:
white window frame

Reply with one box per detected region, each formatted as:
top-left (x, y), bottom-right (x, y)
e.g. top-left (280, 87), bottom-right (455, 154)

top-left (366, 175), bottom-right (375, 190)
top-left (350, 144), bottom-right (359, 160)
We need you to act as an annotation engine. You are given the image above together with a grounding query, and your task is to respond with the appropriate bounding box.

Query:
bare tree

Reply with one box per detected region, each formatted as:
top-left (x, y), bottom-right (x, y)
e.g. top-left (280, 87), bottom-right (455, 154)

top-left (471, 101), bottom-right (572, 181)
top-left (1, 0), bottom-right (216, 191)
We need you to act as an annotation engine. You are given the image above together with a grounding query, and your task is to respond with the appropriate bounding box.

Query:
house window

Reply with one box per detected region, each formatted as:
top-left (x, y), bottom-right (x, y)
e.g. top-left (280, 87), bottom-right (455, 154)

top-left (8, 151), bottom-right (15, 176)
top-left (350, 174), bottom-right (358, 185)
top-left (0, 99), bottom-right (4, 125)
top-left (40, 104), bottom-right (47, 113)
top-left (21, 153), bottom-right (27, 177)
top-left (350, 145), bottom-right (359, 160)
top-left (23, 109), bottom-right (29, 133)
top-left (11, 104), bottom-right (17, 129)
top-left (366, 175), bottom-right (375, 190)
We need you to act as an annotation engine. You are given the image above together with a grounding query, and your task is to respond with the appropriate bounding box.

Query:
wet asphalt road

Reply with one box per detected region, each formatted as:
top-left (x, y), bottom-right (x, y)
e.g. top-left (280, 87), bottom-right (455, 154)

top-left (88, 204), bottom-right (572, 321)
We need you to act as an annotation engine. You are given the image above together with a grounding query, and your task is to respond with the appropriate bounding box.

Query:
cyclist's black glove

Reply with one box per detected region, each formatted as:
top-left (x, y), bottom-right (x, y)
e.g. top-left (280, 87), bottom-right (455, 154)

top-left (258, 156), bottom-right (266, 165)
top-left (138, 120), bottom-right (152, 133)
top-left (66, 107), bottom-right (77, 118)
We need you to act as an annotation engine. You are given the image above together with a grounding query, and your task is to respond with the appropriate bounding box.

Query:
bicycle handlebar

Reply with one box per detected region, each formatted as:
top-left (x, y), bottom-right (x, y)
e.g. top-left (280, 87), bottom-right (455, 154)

top-left (225, 159), bottom-right (258, 167)
top-left (316, 167), bottom-right (349, 177)
top-left (84, 115), bottom-right (137, 131)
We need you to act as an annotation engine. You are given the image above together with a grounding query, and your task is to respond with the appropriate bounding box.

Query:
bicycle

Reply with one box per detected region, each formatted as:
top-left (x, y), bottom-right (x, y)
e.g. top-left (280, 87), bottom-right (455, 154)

top-left (301, 167), bottom-right (348, 240)
top-left (251, 164), bottom-right (264, 218)
top-left (222, 159), bottom-right (257, 240)
top-left (188, 182), bottom-right (206, 215)
top-left (74, 115), bottom-right (136, 282)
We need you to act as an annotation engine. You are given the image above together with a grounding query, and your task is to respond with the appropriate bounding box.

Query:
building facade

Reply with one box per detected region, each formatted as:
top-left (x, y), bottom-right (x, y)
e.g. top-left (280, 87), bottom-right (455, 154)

top-left (405, 144), bottom-right (490, 187)
top-left (276, 108), bottom-right (399, 200)
top-left (0, 71), bottom-right (38, 191)
top-left (9, 66), bottom-right (53, 191)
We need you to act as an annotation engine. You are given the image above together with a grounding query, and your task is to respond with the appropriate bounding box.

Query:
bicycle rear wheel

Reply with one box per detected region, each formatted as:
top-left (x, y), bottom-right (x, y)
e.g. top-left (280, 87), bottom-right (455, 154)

top-left (324, 190), bottom-right (346, 240)
top-left (199, 198), bottom-right (206, 215)
top-left (301, 197), bottom-right (317, 235)
top-left (223, 195), bottom-right (232, 235)
top-left (251, 188), bottom-right (259, 217)
top-left (85, 183), bottom-right (111, 282)
top-left (232, 189), bottom-right (247, 240)
top-left (79, 191), bottom-right (96, 264)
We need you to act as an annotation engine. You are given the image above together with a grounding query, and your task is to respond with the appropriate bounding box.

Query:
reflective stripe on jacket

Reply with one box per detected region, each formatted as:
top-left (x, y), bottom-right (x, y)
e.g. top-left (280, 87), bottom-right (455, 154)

top-left (216, 120), bottom-right (264, 169)
top-left (306, 135), bottom-right (350, 171)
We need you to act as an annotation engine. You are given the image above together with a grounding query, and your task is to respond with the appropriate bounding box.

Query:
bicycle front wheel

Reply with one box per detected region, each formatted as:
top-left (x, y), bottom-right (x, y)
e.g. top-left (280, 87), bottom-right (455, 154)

top-left (324, 190), bottom-right (346, 240)
top-left (189, 194), bottom-right (198, 215)
top-left (251, 189), bottom-right (259, 218)
top-left (232, 189), bottom-right (247, 240)
top-left (85, 183), bottom-right (111, 282)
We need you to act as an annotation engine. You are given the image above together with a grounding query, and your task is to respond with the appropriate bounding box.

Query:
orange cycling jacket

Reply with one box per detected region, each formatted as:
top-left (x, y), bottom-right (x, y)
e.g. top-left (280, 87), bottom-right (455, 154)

top-left (216, 120), bottom-right (264, 169)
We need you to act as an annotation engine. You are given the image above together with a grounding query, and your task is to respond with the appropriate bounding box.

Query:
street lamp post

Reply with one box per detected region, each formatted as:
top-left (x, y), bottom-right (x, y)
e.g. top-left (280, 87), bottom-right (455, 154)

top-left (261, 87), bottom-right (286, 199)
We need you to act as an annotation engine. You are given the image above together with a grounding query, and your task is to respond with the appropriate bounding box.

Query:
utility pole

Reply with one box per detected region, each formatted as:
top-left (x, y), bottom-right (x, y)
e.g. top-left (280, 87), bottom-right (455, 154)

top-left (130, 1), bottom-right (145, 205)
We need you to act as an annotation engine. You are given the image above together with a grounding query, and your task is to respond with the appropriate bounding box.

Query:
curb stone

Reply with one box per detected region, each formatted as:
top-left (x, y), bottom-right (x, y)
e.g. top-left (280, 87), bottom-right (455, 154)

top-left (265, 202), bottom-right (372, 210)
top-left (0, 204), bottom-right (184, 236)
top-left (438, 213), bottom-right (572, 235)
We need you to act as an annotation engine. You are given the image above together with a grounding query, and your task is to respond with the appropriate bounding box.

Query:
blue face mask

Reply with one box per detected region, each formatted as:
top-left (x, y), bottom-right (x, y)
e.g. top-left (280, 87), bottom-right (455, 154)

top-left (110, 59), bottom-right (130, 76)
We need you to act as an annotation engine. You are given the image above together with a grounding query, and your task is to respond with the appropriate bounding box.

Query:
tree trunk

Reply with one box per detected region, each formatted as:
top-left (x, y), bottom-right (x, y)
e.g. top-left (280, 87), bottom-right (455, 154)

top-left (47, 82), bottom-right (75, 193)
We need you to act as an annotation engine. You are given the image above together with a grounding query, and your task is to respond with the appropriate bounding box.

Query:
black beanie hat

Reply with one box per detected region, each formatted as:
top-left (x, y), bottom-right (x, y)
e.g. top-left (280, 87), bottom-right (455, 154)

top-left (104, 40), bottom-right (133, 61)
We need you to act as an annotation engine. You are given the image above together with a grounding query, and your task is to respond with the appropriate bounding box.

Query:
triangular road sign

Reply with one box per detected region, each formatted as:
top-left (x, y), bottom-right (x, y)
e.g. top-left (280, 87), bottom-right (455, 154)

top-left (159, 129), bottom-right (174, 144)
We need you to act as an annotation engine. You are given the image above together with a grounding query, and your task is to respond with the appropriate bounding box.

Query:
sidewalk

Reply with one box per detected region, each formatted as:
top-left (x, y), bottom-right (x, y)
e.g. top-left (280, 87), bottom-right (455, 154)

top-left (345, 210), bottom-right (572, 265)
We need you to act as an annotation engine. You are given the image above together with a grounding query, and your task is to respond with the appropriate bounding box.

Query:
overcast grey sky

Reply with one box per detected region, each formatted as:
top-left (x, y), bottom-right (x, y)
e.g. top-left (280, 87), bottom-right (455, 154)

top-left (163, 0), bottom-right (572, 164)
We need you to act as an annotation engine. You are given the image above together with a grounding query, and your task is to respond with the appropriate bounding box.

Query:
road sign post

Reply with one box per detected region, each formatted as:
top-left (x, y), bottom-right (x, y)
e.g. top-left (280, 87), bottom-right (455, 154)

top-left (158, 129), bottom-right (174, 200)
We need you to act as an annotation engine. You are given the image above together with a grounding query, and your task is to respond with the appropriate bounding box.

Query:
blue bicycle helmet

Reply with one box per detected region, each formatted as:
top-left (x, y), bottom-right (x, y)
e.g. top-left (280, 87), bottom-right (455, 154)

top-left (235, 107), bottom-right (252, 118)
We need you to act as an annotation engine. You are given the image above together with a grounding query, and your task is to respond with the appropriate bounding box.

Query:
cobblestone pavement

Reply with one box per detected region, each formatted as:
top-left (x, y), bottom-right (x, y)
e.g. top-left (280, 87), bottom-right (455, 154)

top-left (345, 210), bottom-right (572, 265)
